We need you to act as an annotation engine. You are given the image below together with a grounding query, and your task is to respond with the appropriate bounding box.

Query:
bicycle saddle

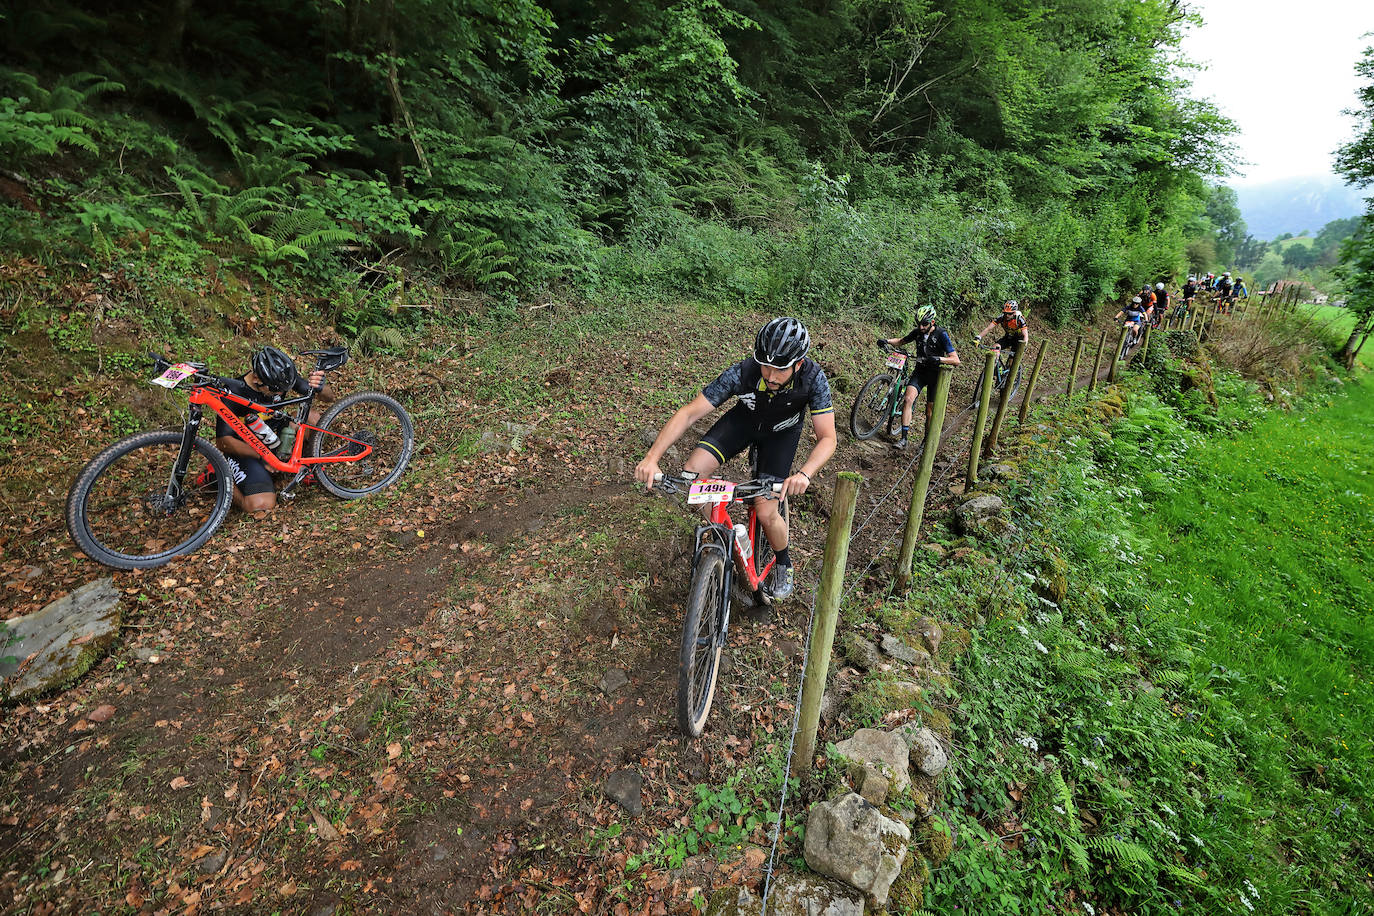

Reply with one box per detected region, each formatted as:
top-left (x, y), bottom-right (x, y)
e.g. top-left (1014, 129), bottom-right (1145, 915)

top-left (301, 346), bottom-right (348, 371)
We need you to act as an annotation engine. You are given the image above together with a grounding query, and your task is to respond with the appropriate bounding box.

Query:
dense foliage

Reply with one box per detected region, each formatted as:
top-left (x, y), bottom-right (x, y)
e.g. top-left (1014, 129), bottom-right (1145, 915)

top-left (925, 366), bottom-right (1372, 915)
top-left (1333, 40), bottom-right (1374, 366)
top-left (1, 0), bottom-right (1235, 333)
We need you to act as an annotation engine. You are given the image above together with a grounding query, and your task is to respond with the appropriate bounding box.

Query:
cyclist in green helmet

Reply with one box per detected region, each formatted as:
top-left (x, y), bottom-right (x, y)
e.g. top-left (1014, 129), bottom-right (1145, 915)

top-left (879, 305), bottom-right (960, 450)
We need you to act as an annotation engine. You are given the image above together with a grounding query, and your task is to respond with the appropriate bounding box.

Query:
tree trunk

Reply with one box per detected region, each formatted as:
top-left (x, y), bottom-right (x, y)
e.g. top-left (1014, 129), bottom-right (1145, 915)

top-left (157, 0), bottom-right (195, 60)
top-left (1340, 314), bottom-right (1374, 369)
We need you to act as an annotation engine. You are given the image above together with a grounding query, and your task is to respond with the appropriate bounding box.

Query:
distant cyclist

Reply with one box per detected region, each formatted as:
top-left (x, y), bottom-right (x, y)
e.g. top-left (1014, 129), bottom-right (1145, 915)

top-left (974, 300), bottom-right (1030, 355)
top-left (1113, 296), bottom-right (1147, 336)
top-left (1182, 276), bottom-right (1199, 306)
top-left (635, 317), bottom-right (836, 600)
top-left (1153, 283), bottom-right (1169, 325)
top-left (879, 305), bottom-right (960, 451)
top-left (1234, 275), bottom-right (1249, 302)
top-left (1216, 273), bottom-right (1234, 312)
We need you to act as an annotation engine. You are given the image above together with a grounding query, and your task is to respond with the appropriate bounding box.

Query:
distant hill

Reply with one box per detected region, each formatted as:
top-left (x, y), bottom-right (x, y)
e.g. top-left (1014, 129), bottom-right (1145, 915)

top-left (1233, 176), bottom-right (1367, 241)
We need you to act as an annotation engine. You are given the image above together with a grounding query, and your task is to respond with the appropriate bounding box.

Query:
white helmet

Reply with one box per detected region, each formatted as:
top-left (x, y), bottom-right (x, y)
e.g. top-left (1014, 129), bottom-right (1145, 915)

top-left (1187, 276), bottom-right (1196, 282)
top-left (1155, 283), bottom-right (1164, 291)
top-left (1131, 296), bottom-right (1142, 305)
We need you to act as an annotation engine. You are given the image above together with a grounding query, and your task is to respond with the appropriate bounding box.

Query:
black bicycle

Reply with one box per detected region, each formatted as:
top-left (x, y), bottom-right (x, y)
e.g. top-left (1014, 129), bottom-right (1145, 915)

top-left (1119, 322), bottom-right (1144, 361)
top-left (850, 341), bottom-right (915, 440)
top-left (969, 343), bottom-right (1022, 407)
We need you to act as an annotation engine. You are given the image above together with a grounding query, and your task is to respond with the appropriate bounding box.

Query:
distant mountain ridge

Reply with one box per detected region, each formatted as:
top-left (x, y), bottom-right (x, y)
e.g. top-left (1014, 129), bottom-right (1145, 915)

top-left (1233, 176), bottom-right (1367, 240)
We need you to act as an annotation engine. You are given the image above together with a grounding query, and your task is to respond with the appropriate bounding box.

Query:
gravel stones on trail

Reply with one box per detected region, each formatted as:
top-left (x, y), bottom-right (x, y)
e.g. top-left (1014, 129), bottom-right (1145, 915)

top-left (0, 578), bottom-right (121, 702)
top-left (604, 769), bottom-right (642, 815)
top-left (832, 728), bottom-right (911, 794)
top-left (597, 667), bottom-right (629, 695)
top-left (804, 793), bottom-right (909, 908)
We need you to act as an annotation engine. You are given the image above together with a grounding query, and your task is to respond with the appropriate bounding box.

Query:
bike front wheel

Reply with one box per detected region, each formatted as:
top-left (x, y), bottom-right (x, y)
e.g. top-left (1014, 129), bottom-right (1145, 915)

top-left (310, 392), bottom-right (415, 498)
top-left (678, 548), bottom-right (727, 737)
top-left (66, 430), bottom-right (234, 570)
top-left (850, 373), bottom-right (897, 440)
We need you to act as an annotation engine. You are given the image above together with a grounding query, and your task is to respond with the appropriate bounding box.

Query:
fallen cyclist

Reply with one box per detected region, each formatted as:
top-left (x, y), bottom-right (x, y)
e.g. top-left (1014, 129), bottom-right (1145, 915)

top-left (634, 317), bottom-right (837, 600)
top-left (208, 345), bottom-right (336, 518)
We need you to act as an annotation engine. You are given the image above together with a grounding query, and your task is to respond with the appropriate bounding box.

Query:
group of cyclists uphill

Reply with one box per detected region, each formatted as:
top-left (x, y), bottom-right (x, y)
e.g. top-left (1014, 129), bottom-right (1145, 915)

top-left (632, 269), bottom-right (1249, 601)
top-left (221, 279), bottom-right (1236, 604)
top-left (1113, 271), bottom-right (1250, 335)
top-left (633, 301), bottom-right (1029, 600)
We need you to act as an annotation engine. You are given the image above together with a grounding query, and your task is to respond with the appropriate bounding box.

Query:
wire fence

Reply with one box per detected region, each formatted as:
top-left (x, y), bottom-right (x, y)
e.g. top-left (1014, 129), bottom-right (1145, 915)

top-left (757, 395), bottom-right (979, 912)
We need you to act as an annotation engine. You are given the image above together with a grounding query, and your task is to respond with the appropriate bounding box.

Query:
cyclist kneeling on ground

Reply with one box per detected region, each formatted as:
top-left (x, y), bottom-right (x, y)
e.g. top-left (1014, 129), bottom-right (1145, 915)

top-left (634, 317), bottom-right (836, 601)
top-left (215, 346), bottom-right (336, 517)
top-left (880, 304), bottom-right (960, 451)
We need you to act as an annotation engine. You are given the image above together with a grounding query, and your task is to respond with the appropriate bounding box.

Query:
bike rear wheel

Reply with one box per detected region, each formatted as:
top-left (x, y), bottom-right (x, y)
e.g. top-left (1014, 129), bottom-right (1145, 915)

top-left (850, 373), bottom-right (897, 440)
top-left (66, 429), bottom-right (234, 569)
top-left (310, 391), bottom-right (414, 498)
top-left (678, 548), bottom-right (727, 737)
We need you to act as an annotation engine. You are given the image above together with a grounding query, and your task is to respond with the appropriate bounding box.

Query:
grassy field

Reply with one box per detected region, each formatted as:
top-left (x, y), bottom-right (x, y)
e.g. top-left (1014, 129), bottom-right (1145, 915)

top-left (1299, 303), bottom-right (1373, 369)
top-left (926, 368), bottom-right (1374, 915)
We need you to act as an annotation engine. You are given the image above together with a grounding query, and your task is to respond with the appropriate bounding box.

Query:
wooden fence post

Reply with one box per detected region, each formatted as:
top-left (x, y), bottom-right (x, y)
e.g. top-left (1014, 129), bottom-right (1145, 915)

top-left (796, 472), bottom-right (861, 771)
top-left (1108, 326), bottom-right (1130, 382)
top-left (983, 343), bottom-right (1030, 459)
top-left (1017, 342), bottom-right (1049, 424)
top-left (1140, 324), bottom-right (1152, 361)
top-left (1066, 335), bottom-right (1085, 397)
top-left (1088, 330), bottom-right (1108, 391)
top-left (895, 367), bottom-right (952, 593)
top-left (965, 353), bottom-right (997, 488)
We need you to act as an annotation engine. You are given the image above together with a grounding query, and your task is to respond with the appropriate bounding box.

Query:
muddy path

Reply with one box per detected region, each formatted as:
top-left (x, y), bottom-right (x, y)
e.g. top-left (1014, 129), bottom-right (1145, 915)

top-left (0, 309), bottom-right (1141, 913)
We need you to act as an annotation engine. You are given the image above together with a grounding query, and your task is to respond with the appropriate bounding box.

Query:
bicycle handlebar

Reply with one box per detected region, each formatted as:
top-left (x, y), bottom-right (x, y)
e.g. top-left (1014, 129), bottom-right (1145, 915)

top-left (650, 472), bottom-right (784, 501)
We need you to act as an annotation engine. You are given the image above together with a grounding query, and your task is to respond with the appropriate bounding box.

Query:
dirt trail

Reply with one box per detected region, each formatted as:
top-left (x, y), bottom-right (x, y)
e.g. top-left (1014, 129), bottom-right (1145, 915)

top-left (0, 308), bottom-right (1146, 913)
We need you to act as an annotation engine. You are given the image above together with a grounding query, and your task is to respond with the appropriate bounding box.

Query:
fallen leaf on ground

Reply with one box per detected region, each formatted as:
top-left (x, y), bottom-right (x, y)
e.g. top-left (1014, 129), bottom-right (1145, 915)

top-left (170, 776), bottom-right (192, 790)
top-left (87, 704), bottom-right (116, 723)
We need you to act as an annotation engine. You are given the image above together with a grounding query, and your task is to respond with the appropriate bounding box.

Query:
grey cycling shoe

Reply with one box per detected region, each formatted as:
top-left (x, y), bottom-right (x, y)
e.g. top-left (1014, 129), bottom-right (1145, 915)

top-left (769, 563), bottom-right (796, 601)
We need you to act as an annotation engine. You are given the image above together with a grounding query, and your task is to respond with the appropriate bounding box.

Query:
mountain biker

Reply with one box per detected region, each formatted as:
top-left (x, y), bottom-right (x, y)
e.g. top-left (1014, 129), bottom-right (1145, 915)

top-left (1234, 275), bottom-right (1249, 301)
top-left (1138, 285), bottom-right (1156, 322)
top-left (1154, 282), bottom-right (1170, 324)
top-left (1114, 296), bottom-right (1147, 336)
top-left (974, 300), bottom-right (1030, 355)
top-left (212, 346), bottom-right (336, 518)
top-left (879, 304), bottom-right (960, 451)
top-left (1216, 273), bottom-right (1234, 312)
top-left (1182, 276), bottom-right (1199, 307)
top-left (634, 317), bottom-right (836, 600)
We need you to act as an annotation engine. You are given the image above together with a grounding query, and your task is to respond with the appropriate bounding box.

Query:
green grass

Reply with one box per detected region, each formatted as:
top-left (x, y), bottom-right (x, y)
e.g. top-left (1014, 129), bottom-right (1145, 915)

top-left (924, 371), bottom-right (1374, 915)
top-left (1299, 303), bottom-right (1374, 369)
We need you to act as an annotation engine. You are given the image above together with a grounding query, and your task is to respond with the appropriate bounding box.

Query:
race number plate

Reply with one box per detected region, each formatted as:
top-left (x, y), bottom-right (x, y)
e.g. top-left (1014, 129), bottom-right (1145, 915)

top-left (687, 479), bottom-right (736, 505)
top-left (151, 363), bottom-right (197, 388)
top-left (885, 352), bottom-right (907, 371)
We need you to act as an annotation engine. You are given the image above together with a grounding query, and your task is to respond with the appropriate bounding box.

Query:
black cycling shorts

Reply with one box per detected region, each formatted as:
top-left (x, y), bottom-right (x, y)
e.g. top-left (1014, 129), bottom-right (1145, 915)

top-left (225, 455), bottom-right (274, 496)
top-left (697, 404), bottom-right (804, 480)
top-left (905, 367), bottom-right (940, 397)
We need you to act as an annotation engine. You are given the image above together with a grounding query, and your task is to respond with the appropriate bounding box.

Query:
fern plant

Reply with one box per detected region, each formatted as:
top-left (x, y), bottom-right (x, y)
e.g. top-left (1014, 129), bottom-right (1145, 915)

top-left (0, 70), bottom-right (123, 159)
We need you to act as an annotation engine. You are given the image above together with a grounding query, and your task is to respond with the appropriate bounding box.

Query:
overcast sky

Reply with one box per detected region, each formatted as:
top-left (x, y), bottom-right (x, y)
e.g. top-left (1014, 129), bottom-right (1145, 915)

top-left (1176, 0), bottom-right (1372, 185)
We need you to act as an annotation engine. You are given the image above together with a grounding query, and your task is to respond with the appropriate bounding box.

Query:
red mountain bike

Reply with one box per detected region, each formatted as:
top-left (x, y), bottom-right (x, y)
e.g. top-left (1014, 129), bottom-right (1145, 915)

top-left (66, 349), bottom-right (413, 570)
top-left (650, 469), bottom-right (784, 736)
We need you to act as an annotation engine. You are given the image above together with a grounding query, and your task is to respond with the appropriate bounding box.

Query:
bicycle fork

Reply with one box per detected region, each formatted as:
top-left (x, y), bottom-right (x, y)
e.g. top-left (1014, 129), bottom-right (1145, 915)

top-left (691, 522), bottom-right (736, 647)
top-left (166, 406), bottom-right (205, 506)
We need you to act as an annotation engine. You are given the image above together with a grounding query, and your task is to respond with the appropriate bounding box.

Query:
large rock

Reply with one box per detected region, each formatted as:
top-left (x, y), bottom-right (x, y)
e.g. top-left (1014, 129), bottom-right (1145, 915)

top-left (912, 618), bottom-right (942, 657)
top-left (893, 724), bottom-right (949, 777)
top-left (879, 634), bottom-right (930, 669)
top-left (841, 635), bottom-right (884, 672)
top-left (1, 579), bottom-right (121, 702)
top-left (604, 770), bottom-right (642, 815)
top-left (706, 872), bottom-right (864, 916)
top-left (953, 494), bottom-right (1006, 537)
top-left (803, 793), bottom-right (909, 907)
top-left (833, 728), bottom-right (910, 793)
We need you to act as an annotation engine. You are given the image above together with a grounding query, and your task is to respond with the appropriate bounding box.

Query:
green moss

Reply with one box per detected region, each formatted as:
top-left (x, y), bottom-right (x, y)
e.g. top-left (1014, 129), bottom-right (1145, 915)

top-left (919, 707), bottom-right (952, 738)
top-left (921, 821), bottom-right (954, 864)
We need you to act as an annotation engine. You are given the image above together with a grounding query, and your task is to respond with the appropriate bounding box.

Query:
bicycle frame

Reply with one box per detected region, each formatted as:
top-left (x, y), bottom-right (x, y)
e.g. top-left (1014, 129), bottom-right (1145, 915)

top-left (693, 495), bottom-right (778, 596)
top-left (184, 383), bottom-right (372, 475)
